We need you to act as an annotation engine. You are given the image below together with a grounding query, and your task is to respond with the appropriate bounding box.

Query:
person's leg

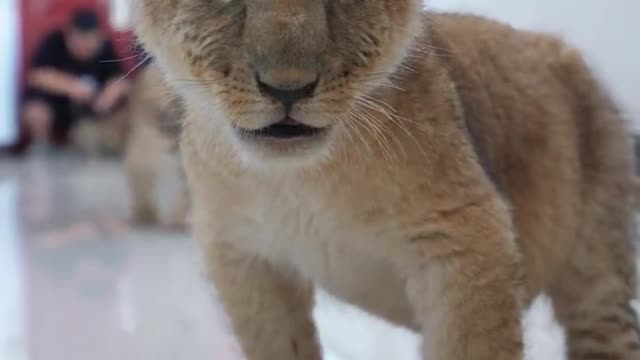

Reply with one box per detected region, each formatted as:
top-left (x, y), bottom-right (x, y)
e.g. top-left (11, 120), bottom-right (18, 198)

top-left (22, 99), bottom-right (54, 143)
top-left (51, 100), bottom-right (76, 146)
top-left (23, 88), bottom-right (76, 151)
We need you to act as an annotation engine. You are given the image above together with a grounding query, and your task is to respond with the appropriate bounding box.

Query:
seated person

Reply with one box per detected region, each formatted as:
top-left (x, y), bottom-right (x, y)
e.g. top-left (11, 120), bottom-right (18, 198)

top-left (22, 9), bottom-right (130, 153)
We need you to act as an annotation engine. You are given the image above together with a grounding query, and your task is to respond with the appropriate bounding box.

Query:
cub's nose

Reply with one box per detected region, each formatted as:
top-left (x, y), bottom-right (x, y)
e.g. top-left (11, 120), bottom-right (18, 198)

top-left (256, 71), bottom-right (318, 112)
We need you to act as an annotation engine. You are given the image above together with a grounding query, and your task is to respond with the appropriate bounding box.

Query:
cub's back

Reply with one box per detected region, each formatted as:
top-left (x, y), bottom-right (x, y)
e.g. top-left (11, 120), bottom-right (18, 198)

top-left (426, 13), bottom-right (633, 291)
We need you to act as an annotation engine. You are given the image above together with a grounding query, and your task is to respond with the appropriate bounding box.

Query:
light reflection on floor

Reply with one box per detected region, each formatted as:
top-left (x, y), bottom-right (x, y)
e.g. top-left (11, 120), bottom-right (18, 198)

top-left (1, 156), bottom-right (637, 360)
top-left (0, 157), bottom-right (243, 360)
top-left (0, 178), bottom-right (25, 360)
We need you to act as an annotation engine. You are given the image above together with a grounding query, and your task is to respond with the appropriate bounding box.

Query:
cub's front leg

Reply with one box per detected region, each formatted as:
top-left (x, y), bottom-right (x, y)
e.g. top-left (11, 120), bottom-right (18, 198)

top-left (205, 241), bottom-right (322, 360)
top-left (399, 197), bottom-right (525, 360)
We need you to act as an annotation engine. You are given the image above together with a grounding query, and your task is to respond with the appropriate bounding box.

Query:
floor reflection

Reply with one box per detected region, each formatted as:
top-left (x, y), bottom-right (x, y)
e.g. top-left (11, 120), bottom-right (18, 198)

top-left (1, 157), bottom-right (241, 360)
top-left (4, 156), bottom-right (634, 360)
top-left (0, 179), bottom-right (26, 360)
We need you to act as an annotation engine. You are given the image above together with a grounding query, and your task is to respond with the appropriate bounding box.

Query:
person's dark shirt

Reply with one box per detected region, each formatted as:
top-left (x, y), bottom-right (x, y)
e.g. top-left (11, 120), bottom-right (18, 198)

top-left (31, 30), bottom-right (123, 88)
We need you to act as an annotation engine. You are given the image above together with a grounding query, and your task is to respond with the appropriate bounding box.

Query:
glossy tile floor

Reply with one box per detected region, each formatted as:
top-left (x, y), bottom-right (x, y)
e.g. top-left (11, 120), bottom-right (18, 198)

top-left (0, 155), bottom-right (637, 360)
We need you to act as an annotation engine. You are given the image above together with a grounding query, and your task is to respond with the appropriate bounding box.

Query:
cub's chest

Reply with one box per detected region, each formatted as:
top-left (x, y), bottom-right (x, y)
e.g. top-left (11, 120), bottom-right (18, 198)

top-left (235, 189), bottom-right (357, 262)
top-left (229, 186), bottom-right (396, 286)
top-left (215, 177), bottom-right (414, 326)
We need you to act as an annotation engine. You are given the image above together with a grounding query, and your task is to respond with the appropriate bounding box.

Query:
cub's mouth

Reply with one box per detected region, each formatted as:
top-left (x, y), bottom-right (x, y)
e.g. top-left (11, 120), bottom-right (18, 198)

top-left (236, 117), bottom-right (328, 140)
top-left (232, 116), bottom-right (333, 161)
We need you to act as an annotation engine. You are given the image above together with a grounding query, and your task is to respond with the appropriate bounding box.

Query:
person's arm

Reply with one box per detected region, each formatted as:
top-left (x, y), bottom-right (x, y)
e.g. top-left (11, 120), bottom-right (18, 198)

top-left (93, 40), bottom-right (132, 113)
top-left (28, 69), bottom-right (95, 101)
top-left (93, 78), bottom-right (131, 114)
top-left (28, 32), bottom-right (96, 101)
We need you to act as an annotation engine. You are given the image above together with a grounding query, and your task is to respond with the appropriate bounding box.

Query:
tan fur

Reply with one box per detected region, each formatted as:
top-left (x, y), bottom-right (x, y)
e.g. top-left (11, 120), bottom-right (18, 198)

top-left (70, 105), bottom-right (129, 157)
top-left (136, 1), bottom-right (639, 359)
top-left (124, 65), bottom-right (188, 227)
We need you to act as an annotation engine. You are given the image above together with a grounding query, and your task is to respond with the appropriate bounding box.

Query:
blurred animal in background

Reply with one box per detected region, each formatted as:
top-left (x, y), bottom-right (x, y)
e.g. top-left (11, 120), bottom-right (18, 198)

top-left (635, 137), bottom-right (640, 209)
top-left (634, 179), bottom-right (640, 210)
top-left (124, 65), bottom-right (188, 228)
top-left (70, 100), bottom-right (130, 157)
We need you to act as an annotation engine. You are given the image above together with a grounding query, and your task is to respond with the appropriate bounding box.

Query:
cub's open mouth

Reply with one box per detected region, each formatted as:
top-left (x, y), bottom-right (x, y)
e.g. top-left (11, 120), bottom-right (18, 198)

top-left (237, 117), bottom-right (327, 139)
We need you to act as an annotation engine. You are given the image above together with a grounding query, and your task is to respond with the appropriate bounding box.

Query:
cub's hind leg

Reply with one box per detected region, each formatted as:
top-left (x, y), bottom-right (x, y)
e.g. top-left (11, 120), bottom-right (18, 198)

top-left (550, 267), bottom-right (640, 359)
top-left (548, 198), bottom-right (640, 360)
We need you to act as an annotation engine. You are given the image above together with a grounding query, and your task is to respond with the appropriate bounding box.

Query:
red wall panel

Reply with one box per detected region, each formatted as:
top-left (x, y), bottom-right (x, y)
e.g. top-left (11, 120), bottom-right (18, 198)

top-left (12, 0), bottom-right (135, 151)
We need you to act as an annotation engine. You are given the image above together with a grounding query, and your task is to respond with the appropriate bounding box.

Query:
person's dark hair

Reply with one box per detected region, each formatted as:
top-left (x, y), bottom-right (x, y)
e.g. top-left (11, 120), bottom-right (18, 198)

top-left (70, 9), bottom-right (99, 32)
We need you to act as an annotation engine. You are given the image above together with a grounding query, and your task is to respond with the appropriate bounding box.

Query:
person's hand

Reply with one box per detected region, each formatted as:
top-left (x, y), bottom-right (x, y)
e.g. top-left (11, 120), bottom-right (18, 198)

top-left (93, 80), bottom-right (130, 114)
top-left (69, 80), bottom-right (96, 103)
top-left (93, 90), bottom-right (115, 114)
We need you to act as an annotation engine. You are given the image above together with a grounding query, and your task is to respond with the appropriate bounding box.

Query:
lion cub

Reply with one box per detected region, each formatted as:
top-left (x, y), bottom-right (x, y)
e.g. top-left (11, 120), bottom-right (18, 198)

top-left (124, 65), bottom-right (188, 227)
top-left (135, 1), bottom-right (639, 359)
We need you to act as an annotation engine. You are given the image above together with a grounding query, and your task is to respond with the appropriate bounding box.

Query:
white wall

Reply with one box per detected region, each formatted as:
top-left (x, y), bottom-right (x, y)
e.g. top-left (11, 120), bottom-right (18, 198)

top-left (0, 0), bottom-right (20, 146)
top-left (428, 0), bottom-right (640, 132)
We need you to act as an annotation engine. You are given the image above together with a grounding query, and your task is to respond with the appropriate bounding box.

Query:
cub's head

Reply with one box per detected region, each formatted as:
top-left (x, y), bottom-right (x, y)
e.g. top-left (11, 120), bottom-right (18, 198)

top-left (136, 0), bottom-right (423, 166)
